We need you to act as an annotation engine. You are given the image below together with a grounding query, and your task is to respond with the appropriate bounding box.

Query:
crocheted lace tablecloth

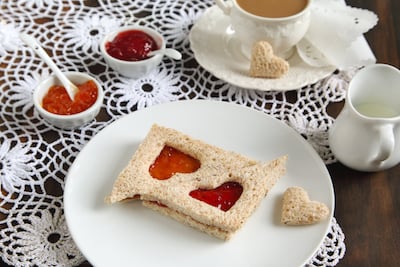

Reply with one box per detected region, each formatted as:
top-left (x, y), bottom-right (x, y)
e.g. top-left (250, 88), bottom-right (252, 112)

top-left (0, 0), bottom-right (353, 266)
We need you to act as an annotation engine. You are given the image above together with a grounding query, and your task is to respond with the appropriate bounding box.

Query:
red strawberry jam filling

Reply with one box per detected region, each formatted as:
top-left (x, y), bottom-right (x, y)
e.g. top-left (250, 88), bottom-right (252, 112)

top-left (149, 145), bottom-right (201, 180)
top-left (105, 29), bottom-right (158, 61)
top-left (189, 182), bottom-right (243, 212)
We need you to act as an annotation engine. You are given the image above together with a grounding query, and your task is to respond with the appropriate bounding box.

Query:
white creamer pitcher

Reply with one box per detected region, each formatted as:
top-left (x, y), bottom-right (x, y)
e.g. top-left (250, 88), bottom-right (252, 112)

top-left (329, 64), bottom-right (400, 172)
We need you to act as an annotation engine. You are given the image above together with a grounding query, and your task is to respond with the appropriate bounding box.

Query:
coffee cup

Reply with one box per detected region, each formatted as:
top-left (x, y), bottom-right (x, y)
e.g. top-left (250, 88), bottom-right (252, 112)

top-left (215, 0), bottom-right (312, 59)
top-left (329, 64), bottom-right (400, 172)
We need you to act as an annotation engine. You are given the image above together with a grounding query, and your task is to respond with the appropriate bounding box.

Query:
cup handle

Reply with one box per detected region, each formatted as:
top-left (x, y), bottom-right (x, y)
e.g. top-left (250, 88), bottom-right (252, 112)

top-left (215, 0), bottom-right (232, 15)
top-left (372, 124), bottom-right (395, 163)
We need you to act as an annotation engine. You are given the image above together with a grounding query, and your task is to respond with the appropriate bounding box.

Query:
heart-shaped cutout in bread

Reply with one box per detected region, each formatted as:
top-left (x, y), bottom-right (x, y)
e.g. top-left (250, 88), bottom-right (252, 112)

top-left (249, 41), bottom-right (289, 79)
top-left (149, 145), bottom-right (201, 180)
top-left (281, 186), bottom-right (329, 225)
top-left (189, 182), bottom-right (243, 212)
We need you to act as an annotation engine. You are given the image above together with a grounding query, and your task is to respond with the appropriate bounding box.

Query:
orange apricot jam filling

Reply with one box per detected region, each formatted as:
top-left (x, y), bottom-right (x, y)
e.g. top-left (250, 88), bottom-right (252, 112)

top-left (42, 80), bottom-right (98, 115)
top-left (189, 182), bottom-right (243, 212)
top-left (149, 145), bottom-right (201, 180)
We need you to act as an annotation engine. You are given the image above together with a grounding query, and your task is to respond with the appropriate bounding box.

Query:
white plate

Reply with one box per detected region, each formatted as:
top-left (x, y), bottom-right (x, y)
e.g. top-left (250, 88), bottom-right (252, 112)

top-left (189, 6), bottom-right (336, 91)
top-left (64, 100), bottom-right (334, 267)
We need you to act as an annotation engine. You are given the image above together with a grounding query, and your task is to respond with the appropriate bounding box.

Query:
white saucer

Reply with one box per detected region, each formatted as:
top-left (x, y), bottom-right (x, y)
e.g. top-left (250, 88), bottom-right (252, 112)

top-left (189, 6), bottom-right (336, 91)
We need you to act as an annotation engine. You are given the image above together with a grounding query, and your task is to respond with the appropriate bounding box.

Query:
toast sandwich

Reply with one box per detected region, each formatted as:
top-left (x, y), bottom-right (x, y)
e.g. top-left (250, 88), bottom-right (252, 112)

top-left (105, 124), bottom-right (287, 240)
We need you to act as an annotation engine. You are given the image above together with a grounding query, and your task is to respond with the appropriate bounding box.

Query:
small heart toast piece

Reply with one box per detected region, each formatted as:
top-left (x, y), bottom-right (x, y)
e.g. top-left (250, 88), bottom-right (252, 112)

top-left (281, 186), bottom-right (329, 225)
top-left (249, 41), bottom-right (289, 79)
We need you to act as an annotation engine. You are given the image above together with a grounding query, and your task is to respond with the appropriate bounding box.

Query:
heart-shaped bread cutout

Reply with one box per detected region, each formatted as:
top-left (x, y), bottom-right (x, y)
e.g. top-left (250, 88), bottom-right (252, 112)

top-left (149, 145), bottom-right (201, 180)
top-left (281, 186), bottom-right (329, 225)
top-left (189, 182), bottom-right (243, 212)
top-left (249, 41), bottom-right (289, 79)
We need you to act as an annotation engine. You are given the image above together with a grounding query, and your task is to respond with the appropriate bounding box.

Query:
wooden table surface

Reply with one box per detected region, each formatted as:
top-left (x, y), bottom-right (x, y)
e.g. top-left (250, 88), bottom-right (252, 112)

top-left (1, 1), bottom-right (399, 267)
top-left (328, 0), bottom-right (400, 266)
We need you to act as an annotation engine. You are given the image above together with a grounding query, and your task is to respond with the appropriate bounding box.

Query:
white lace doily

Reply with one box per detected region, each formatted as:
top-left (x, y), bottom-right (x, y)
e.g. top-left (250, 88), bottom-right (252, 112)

top-left (297, 0), bottom-right (378, 69)
top-left (0, 0), bottom-right (356, 266)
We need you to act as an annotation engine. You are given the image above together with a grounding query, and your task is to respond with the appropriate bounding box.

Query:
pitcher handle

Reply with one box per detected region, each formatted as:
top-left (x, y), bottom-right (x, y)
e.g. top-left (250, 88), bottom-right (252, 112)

top-left (372, 124), bottom-right (395, 163)
top-left (215, 0), bottom-right (232, 15)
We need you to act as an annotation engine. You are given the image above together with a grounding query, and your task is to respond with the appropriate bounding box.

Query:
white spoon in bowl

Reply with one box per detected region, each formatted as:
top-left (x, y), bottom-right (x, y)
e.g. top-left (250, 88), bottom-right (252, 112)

top-left (20, 33), bottom-right (79, 101)
top-left (148, 48), bottom-right (182, 60)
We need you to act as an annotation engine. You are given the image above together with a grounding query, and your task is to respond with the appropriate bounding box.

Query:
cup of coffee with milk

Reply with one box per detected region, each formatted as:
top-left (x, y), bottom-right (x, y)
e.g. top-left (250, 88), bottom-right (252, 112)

top-left (215, 0), bottom-right (311, 59)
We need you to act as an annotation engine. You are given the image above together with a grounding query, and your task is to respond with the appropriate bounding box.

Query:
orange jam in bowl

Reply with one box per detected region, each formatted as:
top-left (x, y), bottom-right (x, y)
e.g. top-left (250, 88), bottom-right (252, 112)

top-left (42, 80), bottom-right (98, 115)
top-left (33, 72), bottom-right (104, 129)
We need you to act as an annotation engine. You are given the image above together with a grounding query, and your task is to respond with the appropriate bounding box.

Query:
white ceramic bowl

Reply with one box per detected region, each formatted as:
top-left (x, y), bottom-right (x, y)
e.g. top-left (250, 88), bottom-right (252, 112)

top-left (33, 71), bottom-right (104, 129)
top-left (100, 26), bottom-right (165, 79)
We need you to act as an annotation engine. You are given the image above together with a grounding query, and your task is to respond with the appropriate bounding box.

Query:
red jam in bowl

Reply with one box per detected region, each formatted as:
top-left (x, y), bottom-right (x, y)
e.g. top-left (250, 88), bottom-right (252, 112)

top-left (42, 80), bottom-right (98, 115)
top-left (105, 30), bottom-right (159, 61)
